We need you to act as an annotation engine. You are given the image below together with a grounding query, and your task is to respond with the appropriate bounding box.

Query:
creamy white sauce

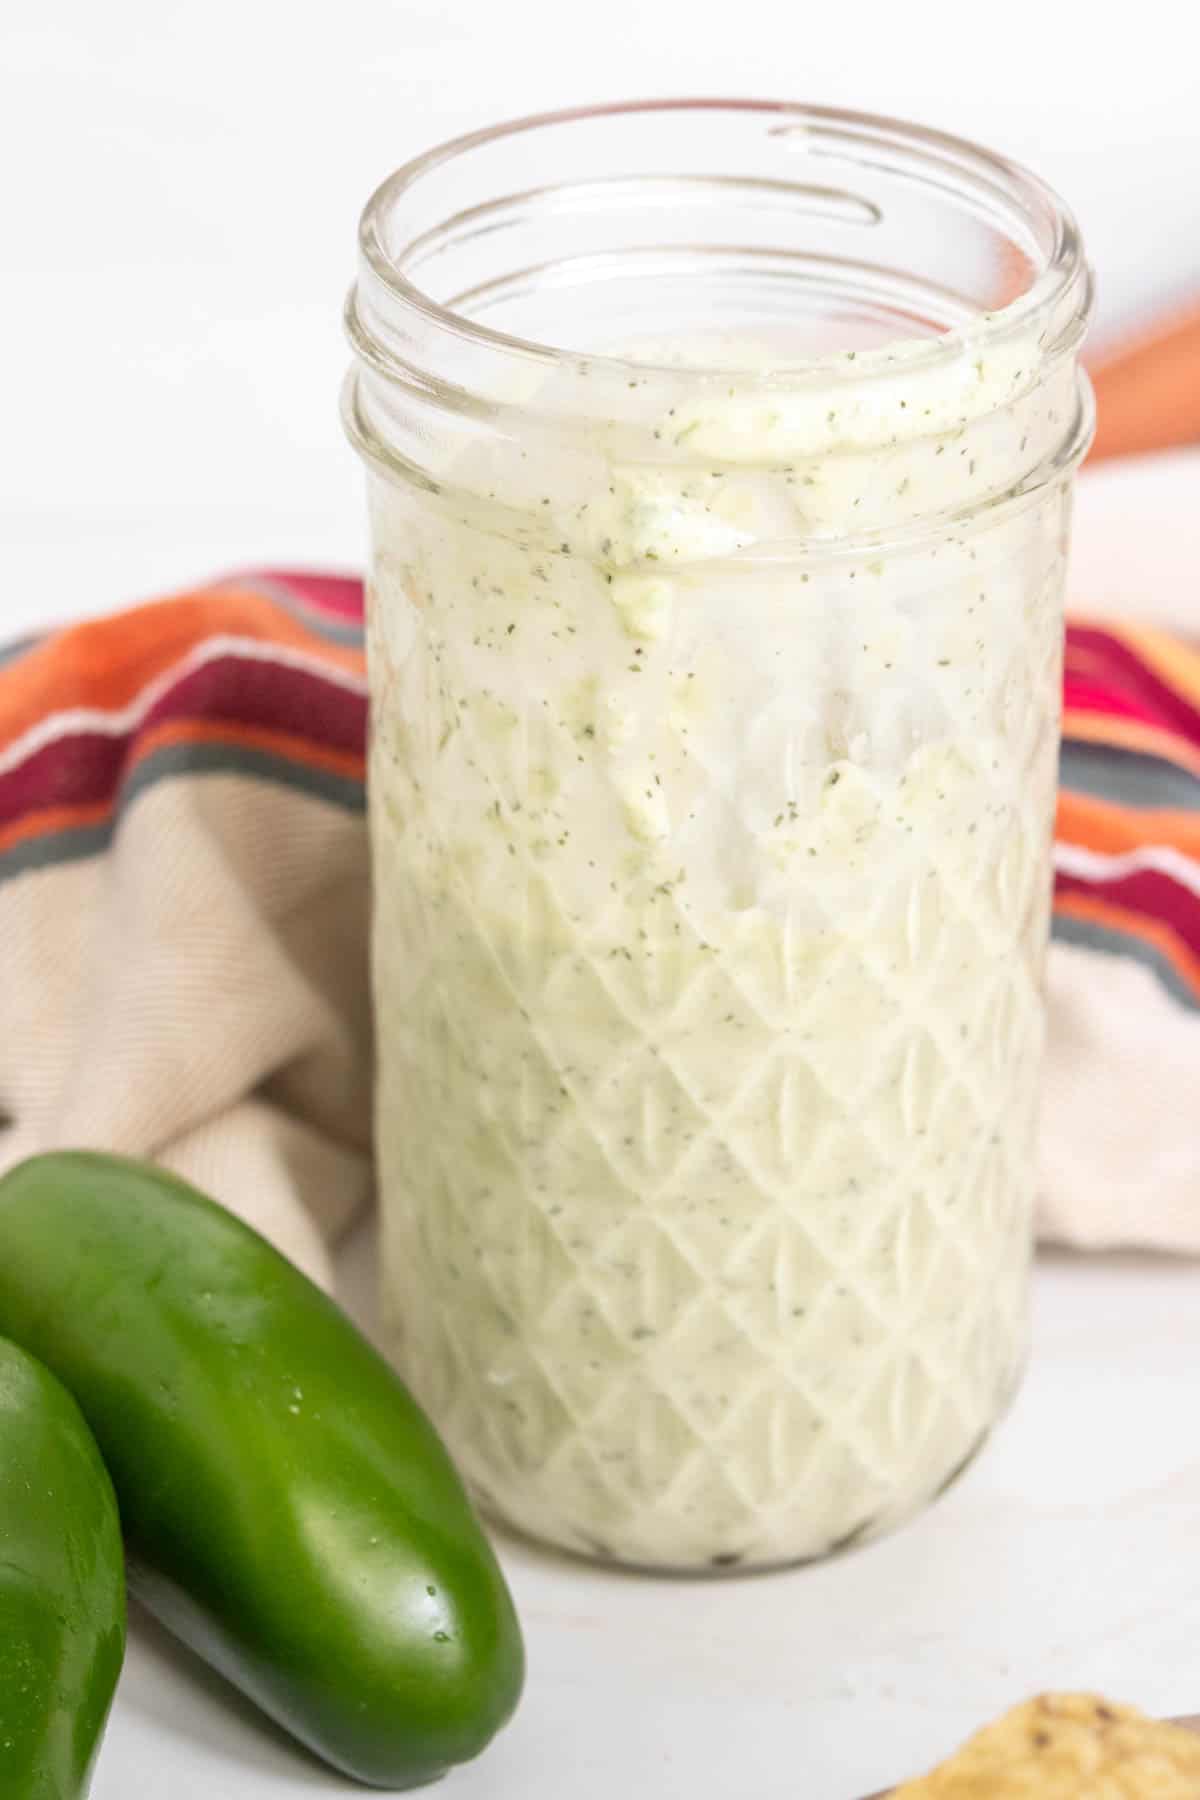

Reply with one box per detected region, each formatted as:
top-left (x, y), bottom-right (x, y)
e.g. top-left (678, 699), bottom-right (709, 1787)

top-left (368, 323), bottom-right (1074, 1568)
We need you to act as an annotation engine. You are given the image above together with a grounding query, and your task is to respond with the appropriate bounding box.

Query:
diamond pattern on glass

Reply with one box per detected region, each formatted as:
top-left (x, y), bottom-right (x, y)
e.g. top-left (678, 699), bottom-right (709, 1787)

top-left (370, 486), bottom-right (1068, 1569)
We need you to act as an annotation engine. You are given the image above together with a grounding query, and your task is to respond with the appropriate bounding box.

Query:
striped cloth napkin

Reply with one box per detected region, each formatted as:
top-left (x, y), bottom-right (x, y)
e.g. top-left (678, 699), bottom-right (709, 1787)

top-left (0, 575), bottom-right (369, 1285)
top-left (0, 571), bottom-right (1195, 1282)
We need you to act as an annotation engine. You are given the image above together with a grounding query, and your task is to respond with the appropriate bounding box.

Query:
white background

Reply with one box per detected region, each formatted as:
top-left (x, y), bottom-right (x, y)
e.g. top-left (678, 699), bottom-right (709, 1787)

top-left (3, 0), bottom-right (1200, 631)
top-left (3, 5), bottom-right (1200, 1797)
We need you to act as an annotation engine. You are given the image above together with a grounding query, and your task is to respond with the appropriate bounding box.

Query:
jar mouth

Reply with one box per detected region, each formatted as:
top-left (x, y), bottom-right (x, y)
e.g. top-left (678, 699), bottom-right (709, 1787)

top-left (356, 97), bottom-right (1091, 388)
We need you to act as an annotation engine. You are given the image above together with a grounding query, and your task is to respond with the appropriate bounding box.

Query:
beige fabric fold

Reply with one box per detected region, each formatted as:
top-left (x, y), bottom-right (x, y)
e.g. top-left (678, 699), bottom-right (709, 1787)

top-left (1042, 941), bottom-right (1200, 1254)
top-left (0, 776), bottom-right (372, 1287)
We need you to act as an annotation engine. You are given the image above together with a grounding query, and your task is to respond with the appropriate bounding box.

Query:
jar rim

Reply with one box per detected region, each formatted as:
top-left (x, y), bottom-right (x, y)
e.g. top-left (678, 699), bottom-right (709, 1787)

top-left (357, 96), bottom-right (1091, 386)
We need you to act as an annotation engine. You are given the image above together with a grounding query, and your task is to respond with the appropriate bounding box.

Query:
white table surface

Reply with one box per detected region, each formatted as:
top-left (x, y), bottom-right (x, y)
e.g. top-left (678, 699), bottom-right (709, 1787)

top-left (99, 1230), bottom-right (1200, 1800)
top-left (5, 3), bottom-right (1200, 1794)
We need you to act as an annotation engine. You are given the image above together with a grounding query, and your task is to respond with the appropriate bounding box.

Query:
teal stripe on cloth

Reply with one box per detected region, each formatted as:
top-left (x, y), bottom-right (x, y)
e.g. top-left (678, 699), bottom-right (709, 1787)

top-left (0, 633), bottom-right (44, 671)
top-left (1060, 740), bottom-right (1200, 811)
top-left (1053, 910), bottom-right (1199, 1012)
top-left (0, 740), bottom-right (364, 887)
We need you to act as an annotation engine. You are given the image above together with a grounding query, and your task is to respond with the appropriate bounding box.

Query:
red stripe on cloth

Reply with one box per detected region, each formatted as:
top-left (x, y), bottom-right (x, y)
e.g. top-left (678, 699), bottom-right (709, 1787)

top-left (139, 655), bottom-right (366, 756)
top-left (1062, 675), bottom-right (1163, 730)
top-left (1065, 625), bottom-right (1200, 743)
top-left (0, 657), bottom-right (366, 824)
top-left (235, 570), bottom-right (366, 620)
top-left (0, 734), bottom-right (127, 821)
top-left (1056, 866), bottom-right (1200, 962)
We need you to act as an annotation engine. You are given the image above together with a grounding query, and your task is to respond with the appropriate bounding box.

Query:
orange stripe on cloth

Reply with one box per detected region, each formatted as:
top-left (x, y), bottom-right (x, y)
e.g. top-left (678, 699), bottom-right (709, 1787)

top-left (1056, 791), bottom-right (1200, 859)
top-left (1061, 709), bottom-right (1200, 783)
top-left (1087, 302), bottom-right (1200, 462)
top-left (0, 587), bottom-right (366, 752)
top-left (1054, 888), bottom-right (1200, 998)
top-left (0, 799), bottom-right (112, 859)
top-left (129, 716), bottom-right (367, 783)
top-left (1097, 619), bottom-right (1200, 714)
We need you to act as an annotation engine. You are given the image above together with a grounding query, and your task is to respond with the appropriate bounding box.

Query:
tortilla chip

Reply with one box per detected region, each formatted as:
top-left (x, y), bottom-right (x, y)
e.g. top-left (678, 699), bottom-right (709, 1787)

top-left (891, 1693), bottom-right (1200, 1797)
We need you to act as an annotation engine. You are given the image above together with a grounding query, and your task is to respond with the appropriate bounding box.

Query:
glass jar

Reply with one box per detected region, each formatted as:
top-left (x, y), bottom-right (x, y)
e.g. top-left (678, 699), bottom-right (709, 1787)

top-left (344, 100), bottom-right (1092, 1572)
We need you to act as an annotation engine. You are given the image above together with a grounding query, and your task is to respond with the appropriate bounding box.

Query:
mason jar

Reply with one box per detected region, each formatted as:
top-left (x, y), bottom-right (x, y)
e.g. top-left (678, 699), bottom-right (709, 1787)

top-left (344, 100), bottom-right (1092, 1572)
